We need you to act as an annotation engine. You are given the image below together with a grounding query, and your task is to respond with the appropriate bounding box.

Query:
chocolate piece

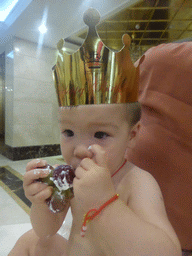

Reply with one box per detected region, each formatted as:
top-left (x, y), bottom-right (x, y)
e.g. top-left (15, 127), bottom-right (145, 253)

top-left (39, 164), bottom-right (75, 213)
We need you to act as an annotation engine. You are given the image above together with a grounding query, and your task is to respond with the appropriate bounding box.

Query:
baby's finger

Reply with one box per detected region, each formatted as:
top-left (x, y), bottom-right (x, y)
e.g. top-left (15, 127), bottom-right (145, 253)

top-left (24, 180), bottom-right (48, 198)
top-left (31, 186), bottom-right (53, 204)
top-left (75, 166), bottom-right (87, 179)
top-left (23, 168), bottom-right (50, 187)
top-left (26, 159), bottom-right (47, 172)
top-left (89, 144), bottom-right (107, 167)
top-left (80, 158), bottom-right (96, 171)
top-left (53, 164), bottom-right (60, 168)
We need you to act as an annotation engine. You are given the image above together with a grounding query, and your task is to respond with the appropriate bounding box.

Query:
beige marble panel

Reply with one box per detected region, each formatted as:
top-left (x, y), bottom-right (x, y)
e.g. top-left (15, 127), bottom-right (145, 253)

top-left (14, 53), bottom-right (54, 83)
top-left (13, 100), bottom-right (60, 147)
top-left (14, 77), bottom-right (57, 103)
top-left (5, 41), bottom-right (14, 147)
top-left (14, 37), bottom-right (57, 64)
top-left (13, 76), bottom-right (60, 147)
top-left (4, 36), bottom-right (60, 148)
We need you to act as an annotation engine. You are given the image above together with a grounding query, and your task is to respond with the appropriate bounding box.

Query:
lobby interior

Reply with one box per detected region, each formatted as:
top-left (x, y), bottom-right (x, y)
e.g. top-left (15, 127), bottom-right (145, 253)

top-left (0, 0), bottom-right (191, 255)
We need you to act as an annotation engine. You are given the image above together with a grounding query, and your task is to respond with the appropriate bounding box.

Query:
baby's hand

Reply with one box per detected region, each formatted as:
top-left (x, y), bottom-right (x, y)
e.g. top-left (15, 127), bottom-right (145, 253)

top-left (73, 145), bottom-right (116, 212)
top-left (23, 159), bottom-right (53, 205)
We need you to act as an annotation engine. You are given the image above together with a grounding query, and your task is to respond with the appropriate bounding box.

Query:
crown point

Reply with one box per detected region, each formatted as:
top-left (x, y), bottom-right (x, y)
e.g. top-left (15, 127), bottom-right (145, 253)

top-left (122, 34), bottom-right (131, 47)
top-left (57, 39), bottom-right (64, 51)
top-left (83, 8), bottom-right (100, 27)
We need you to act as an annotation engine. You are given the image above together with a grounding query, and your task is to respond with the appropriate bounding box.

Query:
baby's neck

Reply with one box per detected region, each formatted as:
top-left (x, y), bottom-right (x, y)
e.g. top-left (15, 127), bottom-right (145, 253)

top-left (111, 159), bottom-right (127, 178)
top-left (112, 160), bottom-right (133, 188)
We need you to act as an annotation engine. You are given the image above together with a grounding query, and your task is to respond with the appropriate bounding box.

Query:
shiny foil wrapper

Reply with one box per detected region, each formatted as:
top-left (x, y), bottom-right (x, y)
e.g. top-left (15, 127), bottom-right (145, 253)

top-left (52, 8), bottom-right (142, 106)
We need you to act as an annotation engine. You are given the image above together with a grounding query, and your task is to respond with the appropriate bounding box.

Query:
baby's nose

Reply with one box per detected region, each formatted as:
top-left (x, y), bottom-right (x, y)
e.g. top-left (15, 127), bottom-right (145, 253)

top-left (74, 144), bottom-right (93, 160)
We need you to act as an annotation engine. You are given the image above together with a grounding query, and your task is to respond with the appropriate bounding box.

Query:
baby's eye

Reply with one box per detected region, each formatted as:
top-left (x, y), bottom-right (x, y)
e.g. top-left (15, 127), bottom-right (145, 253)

top-left (62, 129), bottom-right (74, 137)
top-left (94, 131), bottom-right (109, 139)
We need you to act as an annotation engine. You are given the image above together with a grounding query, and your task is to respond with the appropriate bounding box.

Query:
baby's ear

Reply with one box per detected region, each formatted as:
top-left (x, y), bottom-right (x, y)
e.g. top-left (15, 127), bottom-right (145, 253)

top-left (125, 121), bottom-right (141, 154)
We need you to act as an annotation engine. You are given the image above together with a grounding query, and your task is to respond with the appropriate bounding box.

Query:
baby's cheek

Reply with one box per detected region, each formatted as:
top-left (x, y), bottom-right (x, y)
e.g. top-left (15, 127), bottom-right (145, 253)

top-left (61, 147), bottom-right (73, 165)
top-left (60, 146), bottom-right (68, 161)
top-left (107, 153), bottom-right (121, 170)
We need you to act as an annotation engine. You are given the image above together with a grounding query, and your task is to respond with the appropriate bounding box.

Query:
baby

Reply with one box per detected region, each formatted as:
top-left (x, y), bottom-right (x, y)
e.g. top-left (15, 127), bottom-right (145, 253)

top-left (9, 103), bottom-right (181, 256)
top-left (9, 8), bottom-right (182, 256)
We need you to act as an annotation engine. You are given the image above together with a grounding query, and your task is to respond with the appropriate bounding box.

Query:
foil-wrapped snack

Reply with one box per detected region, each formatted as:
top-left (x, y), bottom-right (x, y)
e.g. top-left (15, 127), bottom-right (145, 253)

top-left (39, 164), bottom-right (75, 213)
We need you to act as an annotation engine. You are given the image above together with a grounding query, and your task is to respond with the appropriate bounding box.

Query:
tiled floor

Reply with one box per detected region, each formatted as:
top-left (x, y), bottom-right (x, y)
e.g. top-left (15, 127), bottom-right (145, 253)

top-left (0, 154), bottom-right (72, 256)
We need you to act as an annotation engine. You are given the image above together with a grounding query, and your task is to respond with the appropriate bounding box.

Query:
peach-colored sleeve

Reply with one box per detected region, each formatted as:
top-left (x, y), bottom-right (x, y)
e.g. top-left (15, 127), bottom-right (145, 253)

top-left (127, 42), bottom-right (192, 250)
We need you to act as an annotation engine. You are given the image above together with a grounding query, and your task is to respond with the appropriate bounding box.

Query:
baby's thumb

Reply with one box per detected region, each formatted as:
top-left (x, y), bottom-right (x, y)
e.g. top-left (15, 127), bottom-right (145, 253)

top-left (53, 164), bottom-right (60, 169)
top-left (89, 144), bottom-right (107, 168)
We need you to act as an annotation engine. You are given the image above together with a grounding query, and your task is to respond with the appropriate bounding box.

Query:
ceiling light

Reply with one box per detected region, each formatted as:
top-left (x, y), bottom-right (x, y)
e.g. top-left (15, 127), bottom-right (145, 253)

top-left (0, 0), bottom-right (19, 21)
top-left (15, 47), bottom-right (20, 52)
top-left (135, 24), bottom-right (140, 30)
top-left (38, 24), bottom-right (47, 34)
top-left (7, 51), bottom-right (14, 59)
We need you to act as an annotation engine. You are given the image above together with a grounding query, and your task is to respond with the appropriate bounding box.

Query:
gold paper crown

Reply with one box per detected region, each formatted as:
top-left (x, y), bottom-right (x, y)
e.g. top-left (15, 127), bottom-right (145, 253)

top-left (52, 8), bottom-right (142, 106)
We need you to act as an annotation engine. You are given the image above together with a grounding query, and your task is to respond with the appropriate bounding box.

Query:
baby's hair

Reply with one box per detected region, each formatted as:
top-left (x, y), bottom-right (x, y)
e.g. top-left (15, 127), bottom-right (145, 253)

top-left (125, 102), bottom-right (141, 127)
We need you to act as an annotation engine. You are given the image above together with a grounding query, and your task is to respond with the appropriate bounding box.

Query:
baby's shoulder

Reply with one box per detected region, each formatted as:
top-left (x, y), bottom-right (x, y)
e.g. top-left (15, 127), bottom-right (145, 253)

top-left (127, 166), bottom-right (159, 190)
top-left (126, 164), bottom-right (159, 186)
top-left (117, 163), bottom-right (163, 206)
top-left (125, 165), bottom-right (164, 205)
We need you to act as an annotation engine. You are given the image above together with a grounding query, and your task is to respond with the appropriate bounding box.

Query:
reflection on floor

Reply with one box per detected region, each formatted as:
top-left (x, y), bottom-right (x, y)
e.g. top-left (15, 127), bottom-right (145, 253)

top-left (0, 153), bottom-right (73, 256)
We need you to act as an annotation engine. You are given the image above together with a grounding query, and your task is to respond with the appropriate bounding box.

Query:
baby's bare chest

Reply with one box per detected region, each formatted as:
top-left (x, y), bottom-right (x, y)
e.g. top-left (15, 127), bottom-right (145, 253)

top-left (67, 232), bottom-right (104, 256)
top-left (67, 180), bottom-right (131, 255)
top-left (67, 199), bottom-right (103, 255)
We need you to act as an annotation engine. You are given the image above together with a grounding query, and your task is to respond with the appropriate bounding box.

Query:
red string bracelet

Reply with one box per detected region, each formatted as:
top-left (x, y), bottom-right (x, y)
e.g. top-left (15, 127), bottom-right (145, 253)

top-left (81, 194), bottom-right (119, 237)
top-left (80, 159), bottom-right (126, 237)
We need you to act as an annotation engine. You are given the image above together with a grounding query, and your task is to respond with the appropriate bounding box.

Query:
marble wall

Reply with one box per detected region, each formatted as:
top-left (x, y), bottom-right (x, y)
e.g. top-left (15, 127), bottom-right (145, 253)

top-left (4, 37), bottom-right (61, 152)
top-left (0, 52), bottom-right (5, 135)
top-left (5, 36), bottom-right (14, 147)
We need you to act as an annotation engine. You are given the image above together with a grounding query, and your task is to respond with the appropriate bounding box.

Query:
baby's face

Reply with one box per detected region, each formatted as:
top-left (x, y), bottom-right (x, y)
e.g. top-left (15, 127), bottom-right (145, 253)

top-left (58, 104), bottom-right (131, 174)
